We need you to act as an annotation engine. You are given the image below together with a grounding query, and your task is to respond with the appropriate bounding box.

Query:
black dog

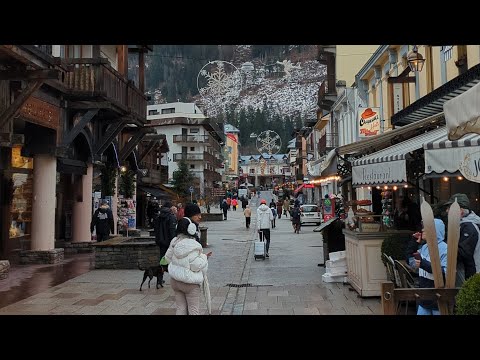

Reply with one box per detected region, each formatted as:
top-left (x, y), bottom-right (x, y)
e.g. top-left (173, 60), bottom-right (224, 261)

top-left (138, 264), bottom-right (164, 291)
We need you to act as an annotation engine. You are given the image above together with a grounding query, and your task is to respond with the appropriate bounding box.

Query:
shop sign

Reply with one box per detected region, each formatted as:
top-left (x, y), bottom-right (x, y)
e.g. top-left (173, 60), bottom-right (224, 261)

top-left (459, 150), bottom-right (480, 183)
top-left (393, 83), bottom-right (404, 114)
top-left (19, 97), bottom-right (60, 130)
top-left (358, 107), bottom-right (381, 137)
top-left (352, 161), bottom-right (407, 185)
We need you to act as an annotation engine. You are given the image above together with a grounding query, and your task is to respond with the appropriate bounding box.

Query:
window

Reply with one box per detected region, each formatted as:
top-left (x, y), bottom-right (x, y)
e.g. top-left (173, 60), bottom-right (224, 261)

top-left (250, 169), bottom-right (255, 174)
top-left (161, 108), bottom-right (175, 114)
top-left (442, 46), bottom-right (453, 62)
top-left (148, 109), bottom-right (159, 115)
top-left (190, 164), bottom-right (195, 169)
top-left (190, 128), bottom-right (200, 134)
top-left (190, 147), bottom-right (195, 151)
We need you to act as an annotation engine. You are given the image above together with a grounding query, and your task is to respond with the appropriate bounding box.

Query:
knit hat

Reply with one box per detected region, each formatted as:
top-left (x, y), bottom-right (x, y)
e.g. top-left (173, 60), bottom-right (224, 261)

top-left (444, 193), bottom-right (470, 210)
top-left (260, 199), bottom-right (267, 204)
top-left (185, 203), bottom-right (201, 217)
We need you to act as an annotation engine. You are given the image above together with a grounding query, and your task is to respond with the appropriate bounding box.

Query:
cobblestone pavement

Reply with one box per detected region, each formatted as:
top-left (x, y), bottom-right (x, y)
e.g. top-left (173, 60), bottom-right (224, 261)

top-left (0, 193), bottom-right (381, 315)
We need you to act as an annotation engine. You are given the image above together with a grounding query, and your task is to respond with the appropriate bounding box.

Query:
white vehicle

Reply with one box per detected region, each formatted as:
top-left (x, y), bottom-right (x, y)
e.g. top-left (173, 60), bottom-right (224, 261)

top-left (300, 204), bottom-right (322, 225)
top-left (238, 187), bottom-right (249, 199)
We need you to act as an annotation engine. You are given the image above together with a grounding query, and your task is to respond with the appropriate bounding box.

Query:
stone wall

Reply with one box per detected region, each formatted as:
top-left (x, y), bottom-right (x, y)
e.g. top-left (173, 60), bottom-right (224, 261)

top-left (0, 260), bottom-right (10, 280)
top-left (19, 249), bottom-right (64, 264)
top-left (63, 241), bottom-right (94, 254)
top-left (94, 236), bottom-right (160, 269)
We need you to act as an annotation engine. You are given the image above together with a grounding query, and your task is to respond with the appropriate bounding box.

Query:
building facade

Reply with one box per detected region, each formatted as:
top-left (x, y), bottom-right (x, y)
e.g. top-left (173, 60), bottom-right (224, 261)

top-left (0, 44), bottom-right (151, 263)
top-left (146, 103), bottom-right (224, 197)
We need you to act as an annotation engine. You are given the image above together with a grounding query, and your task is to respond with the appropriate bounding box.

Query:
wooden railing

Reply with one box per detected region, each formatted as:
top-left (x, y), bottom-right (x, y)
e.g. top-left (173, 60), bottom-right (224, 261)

top-left (59, 58), bottom-right (147, 121)
top-left (318, 132), bottom-right (338, 156)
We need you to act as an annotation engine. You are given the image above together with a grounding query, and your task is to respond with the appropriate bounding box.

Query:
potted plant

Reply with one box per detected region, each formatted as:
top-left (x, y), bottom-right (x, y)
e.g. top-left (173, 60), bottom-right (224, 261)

top-left (455, 273), bottom-right (480, 315)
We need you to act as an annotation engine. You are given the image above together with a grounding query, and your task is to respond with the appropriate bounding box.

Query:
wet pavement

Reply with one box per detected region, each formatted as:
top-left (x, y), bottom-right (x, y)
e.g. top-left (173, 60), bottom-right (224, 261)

top-left (0, 192), bottom-right (382, 315)
top-left (0, 253), bottom-right (95, 309)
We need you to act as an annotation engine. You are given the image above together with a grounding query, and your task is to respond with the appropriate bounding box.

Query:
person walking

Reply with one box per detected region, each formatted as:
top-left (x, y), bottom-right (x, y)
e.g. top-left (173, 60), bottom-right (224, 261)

top-left (257, 199), bottom-right (274, 258)
top-left (270, 205), bottom-right (277, 228)
top-left (244, 205), bottom-right (252, 229)
top-left (221, 199), bottom-right (228, 220)
top-left (444, 193), bottom-right (480, 286)
top-left (165, 217), bottom-right (212, 315)
top-left (413, 218), bottom-right (447, 315)
top-left (90, 200), bottom-right (114, 242)
top-left (184, 203), bottom-right (202, 244)
top-left (232, 198), bottom-right (238, 211)
top-left (276, 199), bottom-right (283, 220)
top-left (283, 198), bottom-right (290, 218)
top-left (153, 201), bottom-right (178, 259)
top-left (241, 196), bottom-right (248, 210)
top-left (291, 204), bottom-right (301, 233)
top-left (176, 203), bottom-right (185, 220)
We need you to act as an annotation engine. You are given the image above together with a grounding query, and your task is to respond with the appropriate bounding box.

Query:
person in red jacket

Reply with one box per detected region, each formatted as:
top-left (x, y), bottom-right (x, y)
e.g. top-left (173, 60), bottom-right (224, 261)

top-left (177, 203), bottom-right (185, 220)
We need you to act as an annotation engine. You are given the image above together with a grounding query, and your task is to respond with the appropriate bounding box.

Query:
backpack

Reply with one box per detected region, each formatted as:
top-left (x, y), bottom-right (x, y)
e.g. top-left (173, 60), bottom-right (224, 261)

top-left (271, 208), bottom-right (277, 217)
top-left (292, 208), bottom-right (301, 219)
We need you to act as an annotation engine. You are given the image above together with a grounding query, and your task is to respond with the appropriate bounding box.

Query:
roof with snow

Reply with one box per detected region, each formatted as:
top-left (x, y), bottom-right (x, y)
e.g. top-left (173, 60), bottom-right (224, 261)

top-left (224, 124), bottom-right (240, 134)
top-left (287, 138), bottom-right (296, 149)
top-left (240, 154), bottom-right (288, 164)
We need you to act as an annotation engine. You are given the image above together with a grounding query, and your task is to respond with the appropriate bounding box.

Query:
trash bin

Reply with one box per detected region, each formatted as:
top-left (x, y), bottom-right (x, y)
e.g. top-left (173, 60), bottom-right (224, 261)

top-left (199, 226), bottom-right (208, 248)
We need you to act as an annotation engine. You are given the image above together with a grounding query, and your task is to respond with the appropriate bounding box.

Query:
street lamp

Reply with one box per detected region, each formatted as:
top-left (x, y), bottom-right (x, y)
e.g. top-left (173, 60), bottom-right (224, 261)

top-left (407, 45), bottom-right (425, 73)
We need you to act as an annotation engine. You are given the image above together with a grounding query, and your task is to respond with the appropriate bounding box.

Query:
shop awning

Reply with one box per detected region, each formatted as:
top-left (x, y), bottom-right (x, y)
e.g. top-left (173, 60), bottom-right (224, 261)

top-left (444, 80), bottom-right (480, 140)
top-left (392, 62), bottom-right (480, 127)
top-left (424, 131), bottom-right (480, 182)
top-left (320, 148), bottom-right (338, 177)
top-left (352, 127), bottom-right (446, 186)
top-left (294, 184), bottom-right (305, 194)
top-left (137, 185), bottom-right (172, 200)
top-left (337, 112), bottom-right (445, 156)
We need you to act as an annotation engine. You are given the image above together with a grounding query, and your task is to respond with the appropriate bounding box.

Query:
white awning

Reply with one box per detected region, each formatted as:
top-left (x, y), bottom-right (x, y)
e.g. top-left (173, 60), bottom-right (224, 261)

top-left (424, 131), bottom-right (480, 182)
top-left (352, 127), bottom-right (446, 186)
top-left (444, 80), bottom-right (480, 140)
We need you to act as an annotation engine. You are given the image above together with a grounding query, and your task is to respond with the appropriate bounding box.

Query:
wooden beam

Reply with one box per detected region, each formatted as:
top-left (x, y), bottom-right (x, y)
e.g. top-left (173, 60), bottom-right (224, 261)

top-left (388, 76), bottom-right (416, 84)
top-left (381, 282), bottom-right (396, 315)
top-left (68, 101), bottom-right (112, 110)
top-left (0, 81), bottom-right (42, 130)
top-left (63, 109), bottom-right (99, 146)
top-left (92, 45), bottom-right (100, 58)
top-left (138, 140), bottom-right (158, 163)
top-left (118, 128), bottom-right (148, 162)
top-left (117, 45), bottom-right (128, 77)
top-left (139, 51), bottom-right (145, 93)
top-left (0, 69), bottom-right (60, 80)
top-left (94, 117), bottom-right (130, 156)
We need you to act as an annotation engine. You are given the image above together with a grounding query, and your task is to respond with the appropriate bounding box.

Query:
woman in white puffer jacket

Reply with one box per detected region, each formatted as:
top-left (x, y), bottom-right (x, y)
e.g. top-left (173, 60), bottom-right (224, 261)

top-left (165, 217), bottom-right (210, 315)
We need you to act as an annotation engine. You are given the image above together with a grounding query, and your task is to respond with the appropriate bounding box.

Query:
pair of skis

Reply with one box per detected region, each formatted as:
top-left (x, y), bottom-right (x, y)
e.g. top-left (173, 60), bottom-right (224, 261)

top-left (420, 197), bottom-right (460, 315)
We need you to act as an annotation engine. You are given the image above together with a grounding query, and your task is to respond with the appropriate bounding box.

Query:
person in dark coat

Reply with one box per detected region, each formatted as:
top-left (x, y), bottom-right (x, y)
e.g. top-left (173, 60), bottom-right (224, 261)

top-left (221, 199), bottom-right (228, 220)
top-left (91, 200), bottom-right (114, 242)
top-left (154, 201), bottom-right (178, 259)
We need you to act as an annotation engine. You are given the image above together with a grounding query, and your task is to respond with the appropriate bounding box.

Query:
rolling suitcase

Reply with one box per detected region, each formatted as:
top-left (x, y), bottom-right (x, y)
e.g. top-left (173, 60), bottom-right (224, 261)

top-left (254, 231), bottom-right (266, 260)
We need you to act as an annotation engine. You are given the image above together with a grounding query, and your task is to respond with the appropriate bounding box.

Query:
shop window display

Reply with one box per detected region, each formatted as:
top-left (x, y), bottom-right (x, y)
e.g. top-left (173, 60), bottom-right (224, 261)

top-left (10, 173), bottom-right (33, 244)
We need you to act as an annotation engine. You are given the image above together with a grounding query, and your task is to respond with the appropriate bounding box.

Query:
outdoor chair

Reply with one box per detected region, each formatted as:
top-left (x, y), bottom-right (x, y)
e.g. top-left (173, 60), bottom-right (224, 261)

top-left (394, 259), bottom-right (417, 315)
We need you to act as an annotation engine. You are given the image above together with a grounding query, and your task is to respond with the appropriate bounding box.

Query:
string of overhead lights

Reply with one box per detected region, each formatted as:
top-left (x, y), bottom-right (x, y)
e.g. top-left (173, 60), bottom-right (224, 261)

top-left (309, 176), bottom-right (341, 184)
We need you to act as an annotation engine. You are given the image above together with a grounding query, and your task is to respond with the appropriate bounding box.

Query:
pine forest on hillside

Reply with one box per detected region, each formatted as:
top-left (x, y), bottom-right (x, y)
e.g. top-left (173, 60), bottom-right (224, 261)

top-left (138, 45), bottom-right (324, 154)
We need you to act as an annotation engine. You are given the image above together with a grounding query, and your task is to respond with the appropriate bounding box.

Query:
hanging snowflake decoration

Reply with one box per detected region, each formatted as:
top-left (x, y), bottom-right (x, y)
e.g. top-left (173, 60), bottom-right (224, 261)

top-left (197, 61), bottom-right (241, 116)
top-left (256, 130), bottom-right (282, 155)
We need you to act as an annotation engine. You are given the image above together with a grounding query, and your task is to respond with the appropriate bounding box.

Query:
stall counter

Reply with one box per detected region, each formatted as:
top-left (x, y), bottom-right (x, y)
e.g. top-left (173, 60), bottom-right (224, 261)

top-left (343, 229), bottom-right (412, 297)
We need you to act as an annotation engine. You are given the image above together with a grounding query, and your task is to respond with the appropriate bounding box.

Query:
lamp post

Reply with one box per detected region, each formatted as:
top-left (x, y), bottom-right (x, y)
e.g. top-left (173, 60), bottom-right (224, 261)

top-left (407, 45), bottom-right (425, 73)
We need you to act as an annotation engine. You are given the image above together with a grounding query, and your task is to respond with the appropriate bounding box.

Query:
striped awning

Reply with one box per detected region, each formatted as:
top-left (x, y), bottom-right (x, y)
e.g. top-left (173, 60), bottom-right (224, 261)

top-left (424, 131), bottom-right (480, 182)
top-left (352, 127), bottom-right (446, 186)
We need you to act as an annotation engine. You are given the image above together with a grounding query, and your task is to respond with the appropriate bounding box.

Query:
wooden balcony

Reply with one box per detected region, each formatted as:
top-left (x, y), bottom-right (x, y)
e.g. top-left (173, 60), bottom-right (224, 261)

top-left (56, 58), bottom-right (147, 123)
top-left (173, 153), bottom-right (205, 162)
top-left (172, 134), bottom-right (221, 153)
top-left (318, 132), bottom-right (338, 156)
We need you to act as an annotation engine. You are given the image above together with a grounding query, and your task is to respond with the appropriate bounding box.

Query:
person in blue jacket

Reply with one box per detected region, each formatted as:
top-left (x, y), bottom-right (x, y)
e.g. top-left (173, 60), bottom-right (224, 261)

top-left (413, 218), bottom-right (447, 315)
